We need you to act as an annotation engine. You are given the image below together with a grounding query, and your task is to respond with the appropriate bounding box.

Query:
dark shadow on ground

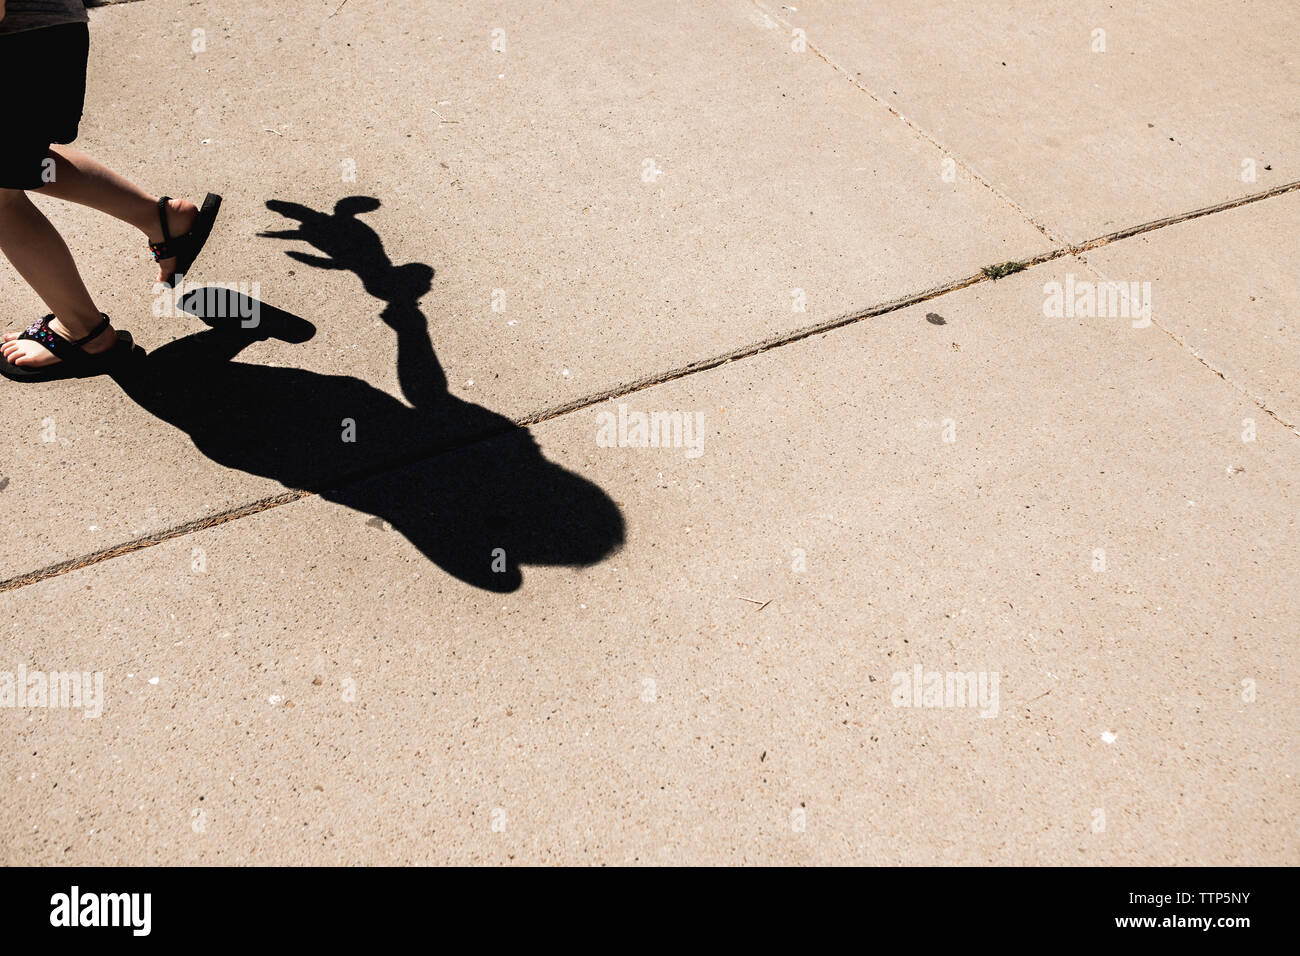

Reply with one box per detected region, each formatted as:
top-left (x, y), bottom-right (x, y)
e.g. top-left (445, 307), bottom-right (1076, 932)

top-left (112, 196), bottom-right (623, 592)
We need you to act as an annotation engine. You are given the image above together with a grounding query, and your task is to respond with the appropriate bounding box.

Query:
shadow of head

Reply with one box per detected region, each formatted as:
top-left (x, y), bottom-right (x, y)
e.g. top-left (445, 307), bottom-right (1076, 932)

top-left (334, 428), bottom-right (625, 593)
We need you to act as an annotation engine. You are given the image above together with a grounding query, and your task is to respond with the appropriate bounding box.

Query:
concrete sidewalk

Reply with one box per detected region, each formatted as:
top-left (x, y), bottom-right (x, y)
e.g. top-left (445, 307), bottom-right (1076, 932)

top-left (1, 0), bottom-right (1296, 865)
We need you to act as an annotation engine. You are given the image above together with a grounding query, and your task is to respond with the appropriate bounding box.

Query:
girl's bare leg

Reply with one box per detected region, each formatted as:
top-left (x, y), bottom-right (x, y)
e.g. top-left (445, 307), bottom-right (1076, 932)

top-left (37, 145), bottom-right (197, 284)
top-left (0, 187), bottom-right (116, 367)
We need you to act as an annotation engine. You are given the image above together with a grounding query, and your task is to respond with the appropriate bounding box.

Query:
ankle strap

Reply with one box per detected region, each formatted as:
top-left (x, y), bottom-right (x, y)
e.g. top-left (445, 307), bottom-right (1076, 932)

top-left (157, 196), bottom-right (173, 244)
top-left (71, 313), bottom-right (111, 346)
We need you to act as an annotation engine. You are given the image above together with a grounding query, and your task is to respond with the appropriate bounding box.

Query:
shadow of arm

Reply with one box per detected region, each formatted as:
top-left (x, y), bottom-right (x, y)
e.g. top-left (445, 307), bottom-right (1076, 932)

top-left (384, 303), bottom-right (447, 409)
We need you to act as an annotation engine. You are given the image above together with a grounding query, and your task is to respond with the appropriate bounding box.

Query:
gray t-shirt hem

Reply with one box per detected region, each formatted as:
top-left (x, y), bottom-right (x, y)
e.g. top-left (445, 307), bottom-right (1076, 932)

top-left (0, 2), bottom-right (90, 37)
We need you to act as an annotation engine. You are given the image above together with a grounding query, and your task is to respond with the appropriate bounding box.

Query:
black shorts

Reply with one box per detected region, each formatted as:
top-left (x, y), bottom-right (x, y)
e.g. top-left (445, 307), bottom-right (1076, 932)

top-left (0, 22), bottom-right (91, 190)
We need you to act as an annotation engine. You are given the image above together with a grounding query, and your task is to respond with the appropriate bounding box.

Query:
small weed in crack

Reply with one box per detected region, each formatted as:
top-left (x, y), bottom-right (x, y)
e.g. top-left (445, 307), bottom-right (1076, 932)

top-left (982, 260), bottom-right (1028, 280)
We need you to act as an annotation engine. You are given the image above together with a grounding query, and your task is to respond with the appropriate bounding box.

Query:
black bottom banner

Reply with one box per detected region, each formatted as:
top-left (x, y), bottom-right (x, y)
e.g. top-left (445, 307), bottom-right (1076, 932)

top-left (0, 865), bottom-right (1284, 944)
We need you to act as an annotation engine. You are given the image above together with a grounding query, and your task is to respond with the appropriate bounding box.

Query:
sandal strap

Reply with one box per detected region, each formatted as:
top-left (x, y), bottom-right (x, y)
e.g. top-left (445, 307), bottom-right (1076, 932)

top-left (149, 238), bottom-right (177, 262)
top-left (150, 234), bottom-right (194, 263)
top-left (157, 196), bottom-right (173, 243)
top-left (72, 313), bottom-right (112, 346)
top-left (150, 196), bottom-right (178, 262)
top-left (17, 313), bottom-right (111, 366)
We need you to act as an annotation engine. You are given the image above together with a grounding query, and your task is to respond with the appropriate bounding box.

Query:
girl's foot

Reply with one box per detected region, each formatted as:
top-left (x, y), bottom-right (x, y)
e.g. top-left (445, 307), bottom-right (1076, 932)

top-left (148, 197), bottom-right (198, 284)
top-left (2, 316), bottom-right (117, 368)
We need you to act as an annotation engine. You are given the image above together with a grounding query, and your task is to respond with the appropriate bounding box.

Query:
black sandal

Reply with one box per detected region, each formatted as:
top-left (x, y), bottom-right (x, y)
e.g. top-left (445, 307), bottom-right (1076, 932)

top-left (1, 314), bottom-right (139, 383)
top-left (150, 192), bottom-right (222, 288)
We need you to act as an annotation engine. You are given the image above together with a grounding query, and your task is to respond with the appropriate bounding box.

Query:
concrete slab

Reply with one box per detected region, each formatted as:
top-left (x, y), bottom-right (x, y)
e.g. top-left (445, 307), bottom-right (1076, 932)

top-left (759, 0), bottom-right (1300, 243)
top-left (1084, 191), bottom-right (1300, 429)
top-left (4, 261), bottom-right (1295, 865)
top-left (0, 0), bottom-right (1050, 581)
